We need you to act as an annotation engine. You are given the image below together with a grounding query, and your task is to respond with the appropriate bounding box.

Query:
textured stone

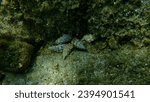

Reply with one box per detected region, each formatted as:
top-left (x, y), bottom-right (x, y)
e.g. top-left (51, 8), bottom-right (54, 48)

top-left (0, 39), bottom-right (34, 72)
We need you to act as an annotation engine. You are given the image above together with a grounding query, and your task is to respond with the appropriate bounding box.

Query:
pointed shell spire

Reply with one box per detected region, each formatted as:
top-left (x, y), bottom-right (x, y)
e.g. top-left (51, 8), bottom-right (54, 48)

top-left (55, 34), bottom-right (72, 44)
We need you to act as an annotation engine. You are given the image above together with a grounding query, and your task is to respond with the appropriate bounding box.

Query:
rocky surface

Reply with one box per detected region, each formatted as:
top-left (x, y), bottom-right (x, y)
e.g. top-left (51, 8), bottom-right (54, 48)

top-left (2, 42), bottom-right (150, 85)
top-left (0, 39), bottom-right (34, 72)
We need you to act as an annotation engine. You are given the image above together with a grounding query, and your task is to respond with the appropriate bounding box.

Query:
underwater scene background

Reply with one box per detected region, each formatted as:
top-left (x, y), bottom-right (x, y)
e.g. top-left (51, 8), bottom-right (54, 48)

top-left (0, 0), bottom-right (150, 84)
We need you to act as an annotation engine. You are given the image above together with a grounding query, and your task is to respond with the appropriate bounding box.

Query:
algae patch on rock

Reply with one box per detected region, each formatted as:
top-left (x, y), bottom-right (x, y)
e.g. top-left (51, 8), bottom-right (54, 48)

top-left (0, 39), bottom-right (34, 72)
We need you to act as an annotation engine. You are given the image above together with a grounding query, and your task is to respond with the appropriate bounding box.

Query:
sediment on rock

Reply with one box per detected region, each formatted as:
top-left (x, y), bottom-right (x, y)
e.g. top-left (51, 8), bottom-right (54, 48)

top-left (0, 39), bottom-right (34, 73)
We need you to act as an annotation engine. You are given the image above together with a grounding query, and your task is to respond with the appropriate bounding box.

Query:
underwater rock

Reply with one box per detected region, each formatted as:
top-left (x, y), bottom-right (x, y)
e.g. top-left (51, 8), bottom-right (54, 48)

top-left (55, 34), bottom-right (72, 45)
top-left (22, 43), bottom-right (150, 85)
top-left (0, 39), bottom-right (34, 72)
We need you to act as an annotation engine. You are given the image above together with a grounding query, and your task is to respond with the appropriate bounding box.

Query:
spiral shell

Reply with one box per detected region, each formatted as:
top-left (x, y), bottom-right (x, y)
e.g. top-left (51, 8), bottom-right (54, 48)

top-left (48, 44), bottom-right (65, 52)
top-left (55, 34), bottom-right (72, 44)
top-left (63, 43), bottom-right (74, 59)
top-left (72, 38), bottom-right (87, 50)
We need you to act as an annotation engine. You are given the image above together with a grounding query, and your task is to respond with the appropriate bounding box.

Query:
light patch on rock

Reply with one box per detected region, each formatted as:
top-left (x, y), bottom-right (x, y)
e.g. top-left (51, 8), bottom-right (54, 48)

top-left (82, 34), bottom-right (96, 43)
